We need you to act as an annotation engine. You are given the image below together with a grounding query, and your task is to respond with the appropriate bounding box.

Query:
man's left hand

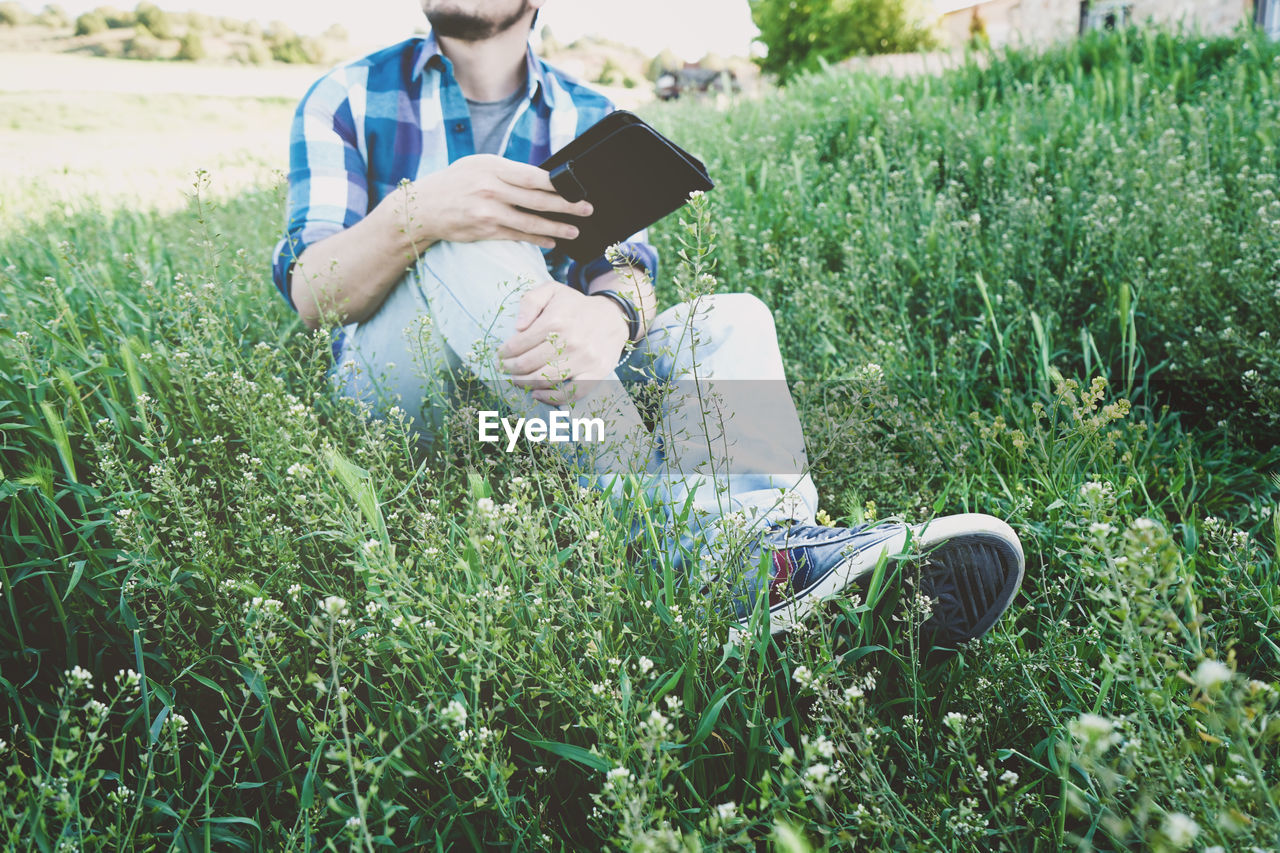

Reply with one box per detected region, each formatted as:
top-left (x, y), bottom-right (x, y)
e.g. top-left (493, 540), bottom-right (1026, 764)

top-left (498, 282), bottom-right (628, 404)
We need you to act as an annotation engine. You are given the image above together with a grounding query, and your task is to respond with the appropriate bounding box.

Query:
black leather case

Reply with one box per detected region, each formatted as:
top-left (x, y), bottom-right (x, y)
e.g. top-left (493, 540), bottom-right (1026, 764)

top-left (537, 110), bottom-right (714, 262)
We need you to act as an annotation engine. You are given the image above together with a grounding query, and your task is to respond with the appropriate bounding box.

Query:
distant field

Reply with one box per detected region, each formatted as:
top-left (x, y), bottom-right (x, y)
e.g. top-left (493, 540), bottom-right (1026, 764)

top-left (0, 89), bottom-right (292, 218)
top-left (0, 50), bottom-right (649, 219)
top-left (0, 53), bottom-right (311, 218)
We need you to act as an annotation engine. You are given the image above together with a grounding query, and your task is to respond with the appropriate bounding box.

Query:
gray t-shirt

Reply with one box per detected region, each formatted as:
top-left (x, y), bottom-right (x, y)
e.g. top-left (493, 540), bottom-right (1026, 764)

top-left (467, 86), bottom-right (526, 156)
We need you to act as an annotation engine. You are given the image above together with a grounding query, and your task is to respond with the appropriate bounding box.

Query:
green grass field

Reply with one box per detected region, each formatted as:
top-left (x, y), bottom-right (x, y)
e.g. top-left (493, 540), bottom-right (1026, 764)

top-left (2, 27), bottom-right (1279, 851)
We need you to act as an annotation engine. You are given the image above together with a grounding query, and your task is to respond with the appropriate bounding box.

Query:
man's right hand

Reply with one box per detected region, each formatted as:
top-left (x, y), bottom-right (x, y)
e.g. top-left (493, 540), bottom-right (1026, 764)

top-left (289, 155), bottom-right (592, 330)
top-left (406, 154), bottom-right (593, 250)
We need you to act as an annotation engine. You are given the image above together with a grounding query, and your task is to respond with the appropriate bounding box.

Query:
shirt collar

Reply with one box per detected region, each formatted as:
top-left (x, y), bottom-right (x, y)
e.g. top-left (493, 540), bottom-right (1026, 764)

top-left (412, 31), bottom-right (555, 108)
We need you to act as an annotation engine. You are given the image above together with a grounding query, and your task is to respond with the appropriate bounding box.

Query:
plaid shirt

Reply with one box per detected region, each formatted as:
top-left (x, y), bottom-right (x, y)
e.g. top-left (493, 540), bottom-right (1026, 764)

top-left (271, 33), bottom-right (658, 311)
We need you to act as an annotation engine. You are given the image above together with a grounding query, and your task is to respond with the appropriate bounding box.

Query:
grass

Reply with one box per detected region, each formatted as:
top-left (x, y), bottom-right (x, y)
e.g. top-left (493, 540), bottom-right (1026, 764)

top-left (1, 26), bottom-right (1279, 851)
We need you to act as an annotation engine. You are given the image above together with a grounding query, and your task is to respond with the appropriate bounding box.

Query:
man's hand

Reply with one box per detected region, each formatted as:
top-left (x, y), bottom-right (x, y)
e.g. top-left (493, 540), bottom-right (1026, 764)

top-left (409, 154), bottom-right (593, 250)
top-left (498, 282), bottom-right (628, 404)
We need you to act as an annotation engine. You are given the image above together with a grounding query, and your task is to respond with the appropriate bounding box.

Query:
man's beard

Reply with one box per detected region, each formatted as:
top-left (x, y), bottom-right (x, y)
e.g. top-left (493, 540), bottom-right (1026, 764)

top-left (422, 1), bottom-right (532, 41)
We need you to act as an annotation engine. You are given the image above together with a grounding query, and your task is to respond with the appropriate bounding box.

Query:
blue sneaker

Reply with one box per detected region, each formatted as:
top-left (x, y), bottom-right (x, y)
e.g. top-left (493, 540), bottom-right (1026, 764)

top-left (730, 513), bottom-right (1024, 644)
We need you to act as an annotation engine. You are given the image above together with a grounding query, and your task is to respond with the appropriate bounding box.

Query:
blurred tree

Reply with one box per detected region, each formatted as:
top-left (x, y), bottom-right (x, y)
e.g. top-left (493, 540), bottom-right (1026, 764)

top-left (36, 4), bottom-right (71, 27)
top-left (271, 35), bottom-right (309, 63)
top-left (176, 29), bottom-right (205, 61)
top-left (699, 51), bottom-right (729, 72)
top-left (0, 2), bottom-right (31, 26)
top-left (596, 56), bottom-right (622, 86)
top-left (646, 48), bottom-right (681, 81)
top-left (749, 0), bottom-right (936, 80)
top-left (539, 23), bottom-right (560, 54)
top-left (73, 9), bottom-right (108, 35)
top-left (98, 6), bottom-right (135, 28)
top-left (124, 22), bottom-right (163, 59)
top-left (265, 19), bottom-right (293, 41)
top-left (184, 11), bottom-right (212, 33)
top-left (269, 26), bottom-right (326, 64)
top-left (244, 37), bottom-right (271, 64)
top-left (968, 8), bottom-right (989, 48)
top-left (134, 2), bottom-right (173, 39)
top-left (323, 23), bottom-right (348, 42)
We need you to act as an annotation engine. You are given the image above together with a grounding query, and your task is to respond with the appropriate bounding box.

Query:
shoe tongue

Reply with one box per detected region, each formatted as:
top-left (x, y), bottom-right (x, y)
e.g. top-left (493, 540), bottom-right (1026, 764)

top-left (766, 549), bottom-right (794, 607)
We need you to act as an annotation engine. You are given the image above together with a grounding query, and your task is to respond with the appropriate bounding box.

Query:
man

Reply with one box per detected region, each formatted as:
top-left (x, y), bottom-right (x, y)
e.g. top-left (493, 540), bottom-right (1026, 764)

top-left (272, 0), bottom-right (1025, 643)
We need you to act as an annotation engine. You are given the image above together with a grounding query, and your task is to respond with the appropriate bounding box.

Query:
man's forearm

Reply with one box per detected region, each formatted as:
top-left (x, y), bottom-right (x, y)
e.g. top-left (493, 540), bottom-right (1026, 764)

top-left (289, 184), bottom-right (427, 330)
top-left (586, 265), bottom-right (657, 338)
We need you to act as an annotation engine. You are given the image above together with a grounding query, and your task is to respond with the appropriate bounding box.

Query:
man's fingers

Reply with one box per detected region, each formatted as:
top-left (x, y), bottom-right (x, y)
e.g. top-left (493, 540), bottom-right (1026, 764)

top-left (500, 207), bottom-right (582, 243)
top-left (505, 283), bottom-right (559, 341)
top-left (492, 158), bottom-right (559, 191)
top-left (509, 371), bottom-right (561, 391)
top-left (502, 184), bottom-right (594, 219)
top-left (507, 353), bottom-right (572, 389)
top-left (499, 339), bottom-right (558, 374)
top-left (533, 379), bottom-right (596, 405)
top-left (532, 388), bottom-right (562, 405)
top-left (491, 227), bottom-right (556, 250)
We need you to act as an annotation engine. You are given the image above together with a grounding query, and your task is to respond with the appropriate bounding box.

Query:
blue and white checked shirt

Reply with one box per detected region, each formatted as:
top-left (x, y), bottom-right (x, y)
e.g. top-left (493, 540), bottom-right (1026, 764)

top-left (271, 33), bottom-right (659, 311)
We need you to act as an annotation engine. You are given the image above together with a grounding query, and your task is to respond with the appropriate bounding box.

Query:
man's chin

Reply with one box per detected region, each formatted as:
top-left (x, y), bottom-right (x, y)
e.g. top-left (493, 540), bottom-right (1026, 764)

top-left (425, 11), bottom-right (495, 41)
top-left (424, 3), bottom-right (531, 41)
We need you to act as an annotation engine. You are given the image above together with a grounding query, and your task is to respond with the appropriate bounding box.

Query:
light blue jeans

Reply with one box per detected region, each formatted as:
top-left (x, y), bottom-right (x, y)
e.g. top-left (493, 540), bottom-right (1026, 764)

top-left (332, 240), bottom-right (818, 579)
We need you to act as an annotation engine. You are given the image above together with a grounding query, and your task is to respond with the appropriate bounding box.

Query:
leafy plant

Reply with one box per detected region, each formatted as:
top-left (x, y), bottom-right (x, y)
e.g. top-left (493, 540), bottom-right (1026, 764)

top-left (749, 0), bottom-right (936, 80)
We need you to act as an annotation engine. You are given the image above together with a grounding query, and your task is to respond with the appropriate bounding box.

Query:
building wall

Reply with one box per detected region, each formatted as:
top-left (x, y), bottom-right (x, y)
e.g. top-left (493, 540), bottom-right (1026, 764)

top-left (938, 0), bottom-right (1256, 48)
top-left (1129, 0), bottom-right (1254, 34)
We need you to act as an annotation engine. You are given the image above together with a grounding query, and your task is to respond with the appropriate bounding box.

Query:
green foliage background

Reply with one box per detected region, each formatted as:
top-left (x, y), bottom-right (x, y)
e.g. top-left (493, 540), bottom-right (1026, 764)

top-left (749, 0), bottom-right (936, 80)
top-left (1, 28), bottom-right (1278, 852)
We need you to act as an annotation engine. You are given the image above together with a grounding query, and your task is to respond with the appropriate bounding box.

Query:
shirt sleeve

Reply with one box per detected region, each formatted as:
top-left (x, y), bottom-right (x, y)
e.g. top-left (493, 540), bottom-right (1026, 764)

top-left (271, 71), bottom-right (369, 311)
top-left (566, 231), bottom-right (660, 293)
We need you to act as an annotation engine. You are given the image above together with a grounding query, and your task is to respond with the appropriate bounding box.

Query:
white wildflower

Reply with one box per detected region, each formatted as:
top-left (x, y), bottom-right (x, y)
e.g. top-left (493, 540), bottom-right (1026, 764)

top-left (792, 665), bottom-right (816, 691)
top-left (806, 734), bottom-right (836, 760)
top-left (65, 665), bottom-right (94, 690)
top-left (1161, 812), bottom-right (1199, 848)
top-left (440, 699), bottom-right (468, 729)
top-left (804, 762), bottom-right (835, 793)
top-left (1193, 659), bottom-right (1232, 691)
top-left (1070, 713), bottom-right (1120, 752)
top-left (114, 669), bottom-right (141, 694)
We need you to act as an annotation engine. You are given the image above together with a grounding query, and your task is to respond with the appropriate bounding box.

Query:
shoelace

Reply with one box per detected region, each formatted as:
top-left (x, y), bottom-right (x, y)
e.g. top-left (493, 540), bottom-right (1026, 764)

top-left (762, 522), bottom-right (874, 548)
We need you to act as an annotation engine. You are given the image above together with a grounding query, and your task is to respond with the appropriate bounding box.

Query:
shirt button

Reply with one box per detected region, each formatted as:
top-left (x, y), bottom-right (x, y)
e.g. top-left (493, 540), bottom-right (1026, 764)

top-left (453, 121), bottom-right (466, 132)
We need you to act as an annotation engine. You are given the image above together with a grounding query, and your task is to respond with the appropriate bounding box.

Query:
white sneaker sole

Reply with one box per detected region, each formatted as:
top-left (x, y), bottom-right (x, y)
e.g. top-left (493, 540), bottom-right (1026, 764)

top-left (730, 513), bottom-right (1025, 640)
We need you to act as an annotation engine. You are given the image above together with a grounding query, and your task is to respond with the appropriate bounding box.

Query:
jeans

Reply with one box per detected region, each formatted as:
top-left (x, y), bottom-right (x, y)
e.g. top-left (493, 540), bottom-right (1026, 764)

top-left (331, 239), bottom-right (818, 585)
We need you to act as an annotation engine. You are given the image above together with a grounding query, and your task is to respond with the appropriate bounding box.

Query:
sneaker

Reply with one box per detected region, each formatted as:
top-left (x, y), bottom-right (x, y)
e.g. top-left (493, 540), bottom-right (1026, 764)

top-left (729, 513), bottom-right (1024, 644)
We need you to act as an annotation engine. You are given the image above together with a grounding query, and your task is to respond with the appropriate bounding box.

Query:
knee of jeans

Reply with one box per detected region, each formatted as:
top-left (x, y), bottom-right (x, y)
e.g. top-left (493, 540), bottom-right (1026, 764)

top-left (422, 240), bottom-right (547, 295)
top-left (698, 292), bottom-right (777, 338)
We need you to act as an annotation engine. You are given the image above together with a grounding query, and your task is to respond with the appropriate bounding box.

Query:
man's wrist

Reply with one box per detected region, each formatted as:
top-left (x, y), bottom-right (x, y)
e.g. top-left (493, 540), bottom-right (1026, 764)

top-left (380, 180), bottom-right (436, 257)
top-left (591, 289), bottom-right (641, 342)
